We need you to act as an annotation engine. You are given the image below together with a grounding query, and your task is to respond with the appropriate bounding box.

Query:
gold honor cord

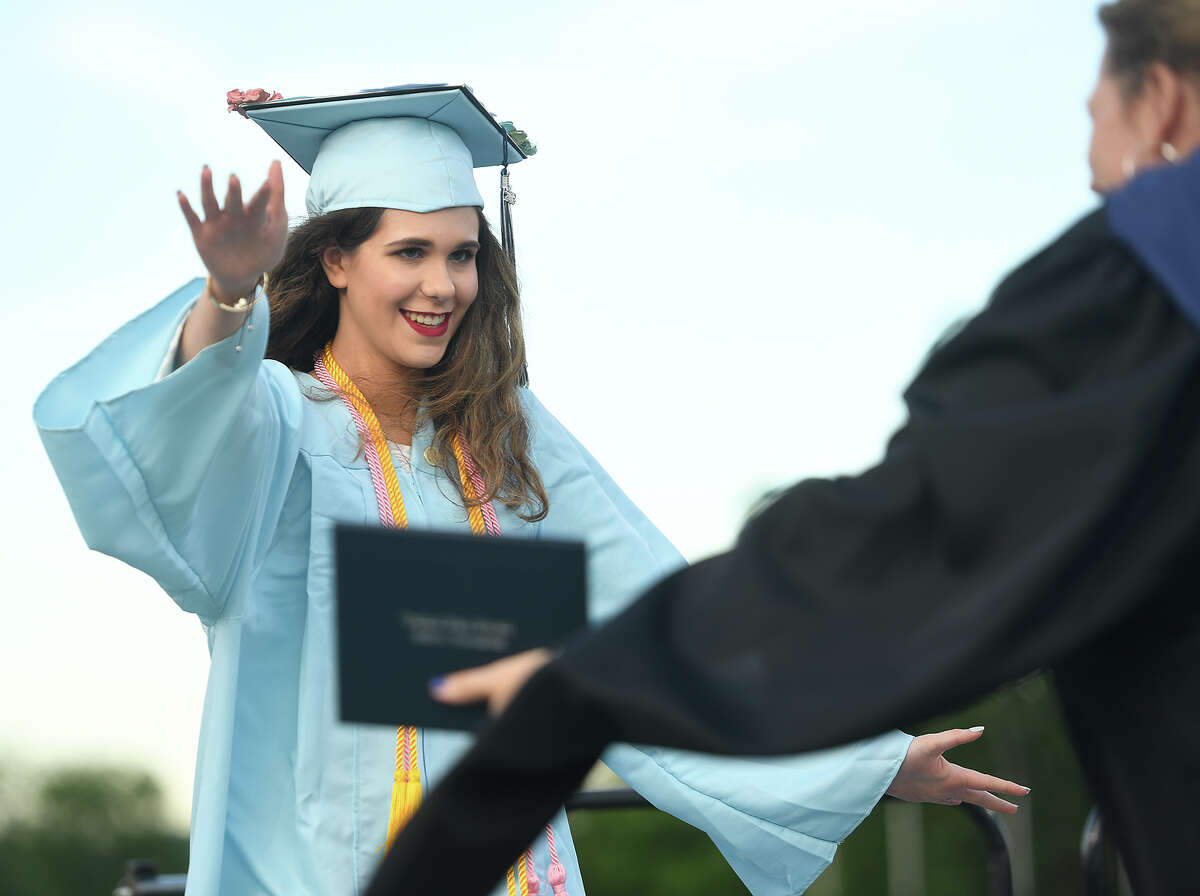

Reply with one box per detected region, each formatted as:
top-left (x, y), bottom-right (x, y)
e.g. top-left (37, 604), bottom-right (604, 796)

top-left (312, 344), bottom-right (496, 848)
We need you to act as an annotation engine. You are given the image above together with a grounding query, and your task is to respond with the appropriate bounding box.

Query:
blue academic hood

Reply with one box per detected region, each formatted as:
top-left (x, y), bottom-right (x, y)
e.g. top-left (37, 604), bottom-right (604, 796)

top-left (1107, 147), bottom-right (1200, 332)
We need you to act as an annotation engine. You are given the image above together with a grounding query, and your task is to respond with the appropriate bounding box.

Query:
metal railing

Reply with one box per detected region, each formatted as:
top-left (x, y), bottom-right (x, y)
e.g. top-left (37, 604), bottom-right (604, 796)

top-left (956, 801), bottom-right (1014, 896)
top-left (113, 861), bottom-right (186, 896)
top-left (1080, 806), bottom-right (1112, 896)
top-left (115, 789), bottom-right (1014, 896)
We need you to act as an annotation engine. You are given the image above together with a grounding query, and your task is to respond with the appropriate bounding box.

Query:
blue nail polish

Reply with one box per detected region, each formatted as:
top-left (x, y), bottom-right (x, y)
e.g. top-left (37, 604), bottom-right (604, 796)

top-left (428, 676), bottom-right (446, 691)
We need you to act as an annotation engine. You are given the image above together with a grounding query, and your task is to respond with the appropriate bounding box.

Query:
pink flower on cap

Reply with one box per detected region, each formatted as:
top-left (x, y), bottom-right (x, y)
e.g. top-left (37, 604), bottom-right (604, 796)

top-left (227, 88), bottom-right (284, 118)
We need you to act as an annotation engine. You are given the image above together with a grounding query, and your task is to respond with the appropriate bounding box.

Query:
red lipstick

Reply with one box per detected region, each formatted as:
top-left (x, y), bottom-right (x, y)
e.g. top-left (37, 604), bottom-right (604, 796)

top-left (400, 310), bottom-right (450, 338)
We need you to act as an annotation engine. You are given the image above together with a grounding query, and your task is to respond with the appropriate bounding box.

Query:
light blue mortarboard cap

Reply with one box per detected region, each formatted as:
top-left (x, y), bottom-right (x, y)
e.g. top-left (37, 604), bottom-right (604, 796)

top-left (304, 117), bottom-right (484, 217)
top-left (240, 85), bottom-right (534, 257)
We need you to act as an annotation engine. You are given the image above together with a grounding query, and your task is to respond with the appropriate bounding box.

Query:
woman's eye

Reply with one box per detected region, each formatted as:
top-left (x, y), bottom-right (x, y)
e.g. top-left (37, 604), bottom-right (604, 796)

top-left (450, 249), bottom-right (477, 263)
top-left (394, 248), bottom-right (423, 259)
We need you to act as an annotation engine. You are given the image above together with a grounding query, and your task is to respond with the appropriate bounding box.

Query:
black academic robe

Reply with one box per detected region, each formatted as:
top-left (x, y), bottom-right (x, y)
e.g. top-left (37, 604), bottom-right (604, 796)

top-left (368, 154), bottom-right (1200, 896)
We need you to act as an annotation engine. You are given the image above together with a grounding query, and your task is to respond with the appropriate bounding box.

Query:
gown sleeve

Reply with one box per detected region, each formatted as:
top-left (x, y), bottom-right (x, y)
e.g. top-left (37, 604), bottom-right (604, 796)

top-left (366, 206), bottom-right (1200, 895)
top-left (502, 395), bottom-right (912, 895)
top-left (34, 279), bottom-right (305, 624)
top-left (601, 736), bottom-right (909, 895)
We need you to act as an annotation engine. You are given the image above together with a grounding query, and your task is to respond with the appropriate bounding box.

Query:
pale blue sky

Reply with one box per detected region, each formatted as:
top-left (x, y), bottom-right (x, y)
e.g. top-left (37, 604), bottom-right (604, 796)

top-left (2, 0), bottom-right (1105, 824)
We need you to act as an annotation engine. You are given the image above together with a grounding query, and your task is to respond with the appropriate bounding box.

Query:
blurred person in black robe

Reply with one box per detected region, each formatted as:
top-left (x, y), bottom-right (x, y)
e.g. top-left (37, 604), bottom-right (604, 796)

top-left (368, 2), bottom-right (1200, 894)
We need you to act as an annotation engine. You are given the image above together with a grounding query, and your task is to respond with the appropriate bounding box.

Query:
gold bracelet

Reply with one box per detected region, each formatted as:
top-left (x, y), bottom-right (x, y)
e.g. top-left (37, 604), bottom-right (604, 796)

top-left (207, 273), bottom-right (268, 313)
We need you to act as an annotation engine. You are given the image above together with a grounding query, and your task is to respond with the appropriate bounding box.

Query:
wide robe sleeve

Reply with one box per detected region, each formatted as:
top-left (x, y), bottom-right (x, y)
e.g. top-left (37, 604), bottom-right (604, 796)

top-left (34, 279), bottom-right (304, 624)
top-left (367, 205), bottom-right (1200, 895)
top-left (601, 737), bottom-right (909, 895)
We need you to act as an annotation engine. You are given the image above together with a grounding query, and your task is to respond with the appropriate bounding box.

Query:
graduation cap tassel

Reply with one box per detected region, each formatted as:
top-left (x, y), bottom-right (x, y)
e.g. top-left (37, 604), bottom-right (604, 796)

top-left (500, 163), bottom-right (516, 267)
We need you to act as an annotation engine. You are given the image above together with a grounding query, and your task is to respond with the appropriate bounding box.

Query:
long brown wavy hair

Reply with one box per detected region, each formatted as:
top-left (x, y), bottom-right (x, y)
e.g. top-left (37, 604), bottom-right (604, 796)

top-left (265, 207), bottom-right (548, 522)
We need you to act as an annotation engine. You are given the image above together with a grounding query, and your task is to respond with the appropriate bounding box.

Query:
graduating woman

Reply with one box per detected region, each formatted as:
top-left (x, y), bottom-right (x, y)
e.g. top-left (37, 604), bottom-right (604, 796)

top-left (34, 85), bottom-right (1024, 896)
top-left (368, 4), bottom-right (1200, 895)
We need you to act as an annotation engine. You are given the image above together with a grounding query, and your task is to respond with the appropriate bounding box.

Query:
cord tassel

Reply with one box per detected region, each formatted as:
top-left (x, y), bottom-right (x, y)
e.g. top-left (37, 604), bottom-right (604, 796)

top-left (545, 824), bottom-right (569, 896)
top-left (525, 849), bottom-right (541, 895)
top-left (315, 346), bottom-right (503, 855)
top-left (384, 767), bottom-right (422, 848)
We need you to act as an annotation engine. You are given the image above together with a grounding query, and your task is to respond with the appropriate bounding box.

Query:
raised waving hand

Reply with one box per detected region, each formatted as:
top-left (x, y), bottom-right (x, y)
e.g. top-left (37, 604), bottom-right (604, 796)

top-left (176, 161), bottom-right (288, 363)
top-left (177, 161), bottom-right (288, 302)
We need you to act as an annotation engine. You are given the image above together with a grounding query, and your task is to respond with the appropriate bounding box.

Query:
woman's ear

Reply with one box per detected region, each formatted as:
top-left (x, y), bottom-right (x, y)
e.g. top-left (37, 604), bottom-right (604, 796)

top-left (321, 246), bottom-right (349, 290)
top-left (1137, 61), bottom-right (1186, 148)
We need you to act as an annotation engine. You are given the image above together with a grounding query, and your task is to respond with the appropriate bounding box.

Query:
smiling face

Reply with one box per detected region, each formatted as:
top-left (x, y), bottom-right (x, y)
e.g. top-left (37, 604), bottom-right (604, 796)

top-left (323, 206), bottom-right (481, 377)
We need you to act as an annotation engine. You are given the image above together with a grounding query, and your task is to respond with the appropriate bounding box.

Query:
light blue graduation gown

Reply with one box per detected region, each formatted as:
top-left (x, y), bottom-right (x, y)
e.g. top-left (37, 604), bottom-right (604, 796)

top-left (34, 279), bottom-right (912, 896)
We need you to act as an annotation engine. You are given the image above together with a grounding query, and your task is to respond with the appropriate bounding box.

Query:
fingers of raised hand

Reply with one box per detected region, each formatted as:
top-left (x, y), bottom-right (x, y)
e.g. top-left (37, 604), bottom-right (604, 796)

top-left (199, 165), bottom-right (221, 219)
top-left (194, 166), bottom-right (259, 222)
top-left (245, 163), bottom-right (287, 249)
top-left (224, 173), bottom-right (244, 217)
top-left (245, 162), bottom-right (276, 218)
top-left (267, 159), bottom-right (285, 216)
top-left (177, 191), bottom-right (202, 233)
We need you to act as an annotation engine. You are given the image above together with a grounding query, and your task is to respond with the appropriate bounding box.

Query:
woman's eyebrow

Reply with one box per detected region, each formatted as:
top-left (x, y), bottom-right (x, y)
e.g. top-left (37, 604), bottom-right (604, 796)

top-left (384, 237), bottom-right (435, 248)
top-left (383, 238), bottom-right (481, 250)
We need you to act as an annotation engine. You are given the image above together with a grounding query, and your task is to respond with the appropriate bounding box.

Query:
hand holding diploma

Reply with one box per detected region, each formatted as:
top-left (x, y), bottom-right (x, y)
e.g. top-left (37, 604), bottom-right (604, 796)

top-left (430, 647), bottom-right (553, 717)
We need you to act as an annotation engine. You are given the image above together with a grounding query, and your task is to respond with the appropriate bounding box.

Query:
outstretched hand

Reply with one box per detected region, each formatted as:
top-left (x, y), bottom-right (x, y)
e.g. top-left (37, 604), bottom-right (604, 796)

top-left (177, 160), bottom-right (288, 300)
top-left (886, 727), bottom-right (1030, 814)
top-left (432, 659), bottom-right (1030, 815)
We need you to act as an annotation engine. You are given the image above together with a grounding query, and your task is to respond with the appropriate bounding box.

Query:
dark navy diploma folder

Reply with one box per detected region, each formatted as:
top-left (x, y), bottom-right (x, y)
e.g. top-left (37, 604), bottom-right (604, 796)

top-left (335, 524), bottom-right (587, 731)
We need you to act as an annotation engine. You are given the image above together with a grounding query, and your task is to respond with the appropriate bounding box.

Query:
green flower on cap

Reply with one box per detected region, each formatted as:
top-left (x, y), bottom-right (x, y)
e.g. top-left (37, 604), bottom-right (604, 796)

top-left (499, 122), bottom-right (537, 157)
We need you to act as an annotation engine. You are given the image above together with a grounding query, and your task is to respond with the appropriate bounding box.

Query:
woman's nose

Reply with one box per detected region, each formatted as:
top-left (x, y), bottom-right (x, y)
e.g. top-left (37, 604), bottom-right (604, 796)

top-left (420, 263), bottom-right (456, 302)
